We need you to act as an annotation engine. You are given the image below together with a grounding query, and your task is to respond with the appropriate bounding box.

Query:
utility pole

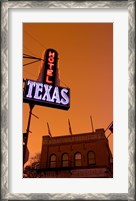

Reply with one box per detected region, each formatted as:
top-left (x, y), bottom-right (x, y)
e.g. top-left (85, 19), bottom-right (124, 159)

top-left (23, 104), bottom-right (34, 166)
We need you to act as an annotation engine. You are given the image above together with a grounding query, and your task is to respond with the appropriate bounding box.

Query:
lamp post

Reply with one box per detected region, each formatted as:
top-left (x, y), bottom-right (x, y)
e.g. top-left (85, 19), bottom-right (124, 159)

top-left (23, 104), bottom-right (34, 166)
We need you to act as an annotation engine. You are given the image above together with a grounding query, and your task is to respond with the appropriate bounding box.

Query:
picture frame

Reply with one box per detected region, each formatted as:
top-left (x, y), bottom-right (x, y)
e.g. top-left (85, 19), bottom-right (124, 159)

top-left (1, 0), bottom-right (135, 200)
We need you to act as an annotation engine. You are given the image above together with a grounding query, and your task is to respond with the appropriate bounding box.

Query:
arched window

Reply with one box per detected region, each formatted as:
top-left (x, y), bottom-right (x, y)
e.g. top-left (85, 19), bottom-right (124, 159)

top-left (62, 153), bottom-right (69, 167)
top-left (74, 152), bottom-right (82, 167)
top-left (88, 151), bottom-right (96, 166)
top-left (49, 154), bottom-right (57, 168)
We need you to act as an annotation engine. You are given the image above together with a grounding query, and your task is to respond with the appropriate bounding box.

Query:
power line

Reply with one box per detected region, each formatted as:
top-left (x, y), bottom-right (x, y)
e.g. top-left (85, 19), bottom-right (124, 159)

top-left (24, 30), bottom-right (46, 49)
top-left (23, 52), bottom-right (69, 88)
top-left (23, 53), bottom-right (43, 67)
top-left (23, 54), bottom-right (44, 61)
top-left (23, 59), bottom-right (41, 67)
top-left (24, 46), bottom-right (38, 57)
top-left (24, 32), bottom-right (69, 88)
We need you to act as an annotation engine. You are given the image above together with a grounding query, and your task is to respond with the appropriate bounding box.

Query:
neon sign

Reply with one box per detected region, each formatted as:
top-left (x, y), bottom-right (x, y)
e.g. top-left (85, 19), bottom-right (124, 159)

top-left (43, 49), bottom-right (58, 85)
top-left (23, 79), bottom-right (70, 110)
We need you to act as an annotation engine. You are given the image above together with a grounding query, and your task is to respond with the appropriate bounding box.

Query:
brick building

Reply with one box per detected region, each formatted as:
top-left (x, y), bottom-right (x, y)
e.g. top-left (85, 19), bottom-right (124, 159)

top-left (39, 128), bottom-right (113, 178)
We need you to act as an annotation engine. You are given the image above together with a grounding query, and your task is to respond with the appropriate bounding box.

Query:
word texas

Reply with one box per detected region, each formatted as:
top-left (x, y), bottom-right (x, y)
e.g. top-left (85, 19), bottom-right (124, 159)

top-left (23, 79), bottom-right (70, 110)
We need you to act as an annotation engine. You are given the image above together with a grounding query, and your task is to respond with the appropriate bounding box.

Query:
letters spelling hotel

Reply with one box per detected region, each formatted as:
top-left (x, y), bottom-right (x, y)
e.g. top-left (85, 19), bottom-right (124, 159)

top-left (23, 49), bottom-right (113, 178)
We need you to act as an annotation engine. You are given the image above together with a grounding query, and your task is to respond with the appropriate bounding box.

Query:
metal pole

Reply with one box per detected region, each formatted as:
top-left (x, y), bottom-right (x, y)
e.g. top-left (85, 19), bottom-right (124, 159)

top-left (23, 104), bottom-right (34, 166)
top-left (105, 121), bottom-right (113, 133)
top-left (90, 115), bottom-right (94, 133)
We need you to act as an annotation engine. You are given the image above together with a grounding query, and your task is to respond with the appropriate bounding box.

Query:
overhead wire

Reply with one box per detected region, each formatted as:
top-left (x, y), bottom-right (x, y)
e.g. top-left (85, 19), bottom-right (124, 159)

top-left (23, 31), bottom-right (69, 88)
top-left (23, 59), bottom-right (41, 67)
top-left (24, 46), bottom-right (38, 58)
top-left (23, 52), bottom-right (44, 67)
top-left (24, 30), bottom-right (46, 49)
top-left (23, 54), bottom-right (44, 61)
top-left (23, 52), bottom-right (69, 87)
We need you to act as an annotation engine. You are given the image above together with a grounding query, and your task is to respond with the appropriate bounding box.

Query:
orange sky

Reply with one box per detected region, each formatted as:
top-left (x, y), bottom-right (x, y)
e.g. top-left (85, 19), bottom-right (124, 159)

top-left (23, 23), bottom-right (113, 159)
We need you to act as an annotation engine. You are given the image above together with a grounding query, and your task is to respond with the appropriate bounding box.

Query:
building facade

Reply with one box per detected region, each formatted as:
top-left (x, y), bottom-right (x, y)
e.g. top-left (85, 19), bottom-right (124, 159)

top-left (39, 128), bottom-right (113, 178)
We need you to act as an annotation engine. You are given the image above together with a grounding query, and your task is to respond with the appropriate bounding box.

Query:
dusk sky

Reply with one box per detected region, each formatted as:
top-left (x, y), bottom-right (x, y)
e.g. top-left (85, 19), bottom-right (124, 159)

top-left (23, 23), bottom-right (113, 159)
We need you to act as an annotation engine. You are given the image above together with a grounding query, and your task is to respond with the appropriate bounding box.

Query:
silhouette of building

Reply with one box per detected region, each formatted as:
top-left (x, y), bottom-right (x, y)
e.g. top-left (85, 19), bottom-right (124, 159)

top-left (39, 128), bottom-right (113, 178)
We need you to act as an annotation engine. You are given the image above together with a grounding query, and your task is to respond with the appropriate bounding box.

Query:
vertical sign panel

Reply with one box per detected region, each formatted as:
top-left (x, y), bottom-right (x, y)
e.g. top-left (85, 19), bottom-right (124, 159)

top-left (43, 49), bottom-right (58, 86)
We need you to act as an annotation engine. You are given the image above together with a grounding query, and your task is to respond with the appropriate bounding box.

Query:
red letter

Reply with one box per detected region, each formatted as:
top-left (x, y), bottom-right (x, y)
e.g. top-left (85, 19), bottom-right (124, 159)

top-left (46, 76), bottom-right (53, 84)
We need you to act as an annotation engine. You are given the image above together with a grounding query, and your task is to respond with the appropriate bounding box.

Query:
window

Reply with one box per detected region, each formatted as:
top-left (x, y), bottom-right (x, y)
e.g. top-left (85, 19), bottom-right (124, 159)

top-left (88, 151), bottom-right (96, 166)
top-left (49, 154), bottom-right (56, 168)
top-left (74, 152), bottom-right (82, 167)
top-left (62, 153), bottom-right (69, 167)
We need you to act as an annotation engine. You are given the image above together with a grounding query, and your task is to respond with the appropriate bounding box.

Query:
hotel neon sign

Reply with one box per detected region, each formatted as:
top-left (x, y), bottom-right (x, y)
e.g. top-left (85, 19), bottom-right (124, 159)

top-left (43, 49), bottom-right (58, 85)
top-left (23, 49), bottom-right (70, 110)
